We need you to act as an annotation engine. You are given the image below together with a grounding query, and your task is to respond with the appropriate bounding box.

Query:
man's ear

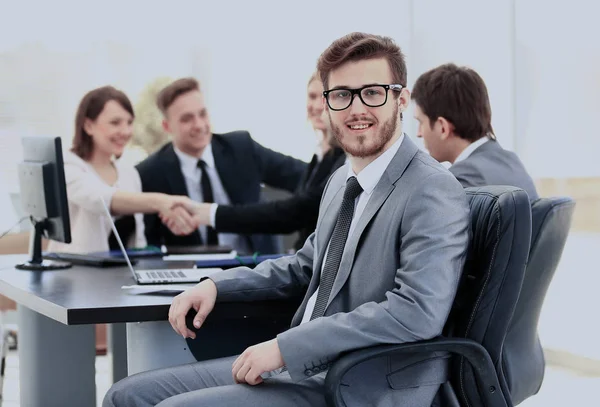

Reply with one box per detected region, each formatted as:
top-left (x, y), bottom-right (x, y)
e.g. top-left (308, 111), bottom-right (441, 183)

top-left (398, 88), bottom-right (410, 112)
top-left (162, 119), bottom-right (170, 133)
top-left (437, 117), bottom-right (454, 140)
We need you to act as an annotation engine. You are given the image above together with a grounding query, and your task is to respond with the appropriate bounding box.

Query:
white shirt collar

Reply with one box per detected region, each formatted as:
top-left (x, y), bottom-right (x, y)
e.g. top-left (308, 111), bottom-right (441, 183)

top-left (453, 136), bottom-right (490, 164)
top-left (346, 133), bottom-right (404, 195)
top-left (174, 143), bottom-right (215, 174)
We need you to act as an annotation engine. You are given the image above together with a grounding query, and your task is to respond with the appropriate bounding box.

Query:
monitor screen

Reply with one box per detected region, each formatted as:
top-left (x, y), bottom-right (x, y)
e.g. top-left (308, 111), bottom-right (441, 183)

top-left (16, 136), bottom-right (72, 271)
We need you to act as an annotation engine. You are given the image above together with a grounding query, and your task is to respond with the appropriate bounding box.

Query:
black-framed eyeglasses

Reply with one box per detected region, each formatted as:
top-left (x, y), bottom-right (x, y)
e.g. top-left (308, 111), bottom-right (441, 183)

top-left (323, 84), bottom-right (404, 111)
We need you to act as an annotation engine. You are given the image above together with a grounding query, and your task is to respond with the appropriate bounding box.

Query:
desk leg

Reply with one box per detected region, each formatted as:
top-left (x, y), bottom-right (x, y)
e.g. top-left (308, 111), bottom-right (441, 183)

top-left (107, 323), bottom-right (128, 383)
top-left (17, 305), bottom-right (96, 407)
top-left (126, 321), bottom-right (196, 375)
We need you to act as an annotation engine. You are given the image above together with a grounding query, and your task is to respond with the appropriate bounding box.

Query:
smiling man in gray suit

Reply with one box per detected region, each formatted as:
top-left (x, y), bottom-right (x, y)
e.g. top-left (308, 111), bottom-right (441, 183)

top-left (413, 63), bottom-right (539, 201)
top-left (104, 33), bottom-right (470, 407)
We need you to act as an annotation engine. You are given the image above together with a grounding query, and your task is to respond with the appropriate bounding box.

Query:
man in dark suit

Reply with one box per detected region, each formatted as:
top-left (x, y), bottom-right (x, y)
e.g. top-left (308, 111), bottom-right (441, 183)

top-left (412, 63), bottom-right (539, 200)
top-left (136, 78), bottom-right (307, 254)
top-left (197, 146), bottom-right (345, 251)
top-left (164, 99), bottom-right (347, 252)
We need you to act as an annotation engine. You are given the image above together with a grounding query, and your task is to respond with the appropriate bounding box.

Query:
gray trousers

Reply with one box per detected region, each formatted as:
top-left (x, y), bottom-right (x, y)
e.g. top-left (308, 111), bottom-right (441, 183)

top-left (103, 355), bottom-right (327, 407)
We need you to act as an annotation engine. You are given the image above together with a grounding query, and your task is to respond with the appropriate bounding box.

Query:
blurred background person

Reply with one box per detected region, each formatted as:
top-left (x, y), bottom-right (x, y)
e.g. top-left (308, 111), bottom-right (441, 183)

top-left (165, 73), bottom-right (346, 252)
top-left (48, 86), bottom-right (197, 255)
top-left (136, 77), bottom-right (307, 254)
top-left (412, 63), bottom-right (539, 200)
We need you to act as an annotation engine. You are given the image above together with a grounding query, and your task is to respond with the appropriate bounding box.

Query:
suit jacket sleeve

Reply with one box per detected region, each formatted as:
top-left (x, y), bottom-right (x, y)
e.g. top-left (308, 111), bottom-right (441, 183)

top-left (276, 172), bottom-right (470, 382)
top-left (250, 137), bottom-right (308, 193)
top-left (214, 182), bottom-right (324, 235)
top-left (209, 233), bottom-right (316, 301)
top-left (449, 162), bottom-right (486, 188)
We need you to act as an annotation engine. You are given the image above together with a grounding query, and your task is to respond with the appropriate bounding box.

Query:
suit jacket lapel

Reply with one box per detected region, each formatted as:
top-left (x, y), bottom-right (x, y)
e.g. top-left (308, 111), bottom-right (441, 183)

top-left (312, 148), bottom-right (345, 187)
top-left (326, 136), bottom-right (420, 308)
top-left (314, 182), bottom-right (344, 275)
top-left (211, 135), bottom-right (244, 204)
top-left (164, 144), bottom-right (189, 196)
top-left (298, 155), bottom-right (319, 192)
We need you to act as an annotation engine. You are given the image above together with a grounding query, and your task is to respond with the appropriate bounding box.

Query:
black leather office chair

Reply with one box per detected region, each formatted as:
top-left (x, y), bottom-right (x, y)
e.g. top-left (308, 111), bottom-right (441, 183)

top-left (502, 197), bottom-right (575, 405)
top-left (324, 186), bottom-right (532, 407)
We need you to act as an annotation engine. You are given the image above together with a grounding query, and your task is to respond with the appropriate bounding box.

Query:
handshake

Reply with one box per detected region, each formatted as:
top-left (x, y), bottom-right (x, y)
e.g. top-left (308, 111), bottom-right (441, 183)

top-left (156, 195), bottom-right (213, 236)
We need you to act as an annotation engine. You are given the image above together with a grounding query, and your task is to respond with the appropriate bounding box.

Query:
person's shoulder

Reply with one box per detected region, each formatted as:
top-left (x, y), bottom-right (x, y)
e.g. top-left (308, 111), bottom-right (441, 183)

top-left (411, 149), bottom-right (455, 178)
top-left (136, 142), bottom-right (172, 172)
top-left (62, 150), bottom-right (93, 177)
top-left (212, 130), bottom-right (253, 148)
top-left (63, 150), bottom-right (86, 166)
top-left (115, 158), bottom-right (138, 178)
top-left (402, 150), bottom-right (466, 200)
top-left (325, 162), bottom-right (349, 190)
top-left (448, 156), bottom-right (480, 175)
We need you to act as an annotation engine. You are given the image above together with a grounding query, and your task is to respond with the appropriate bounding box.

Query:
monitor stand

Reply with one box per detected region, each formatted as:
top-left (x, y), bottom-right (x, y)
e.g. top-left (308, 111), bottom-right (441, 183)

top-left (16, 220), bottom-right (71, 271)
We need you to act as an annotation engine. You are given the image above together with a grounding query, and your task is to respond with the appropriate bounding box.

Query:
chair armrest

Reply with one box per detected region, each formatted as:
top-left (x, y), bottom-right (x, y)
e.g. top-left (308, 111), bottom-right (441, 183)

top-left (324, 337), bottom-right (510, 407)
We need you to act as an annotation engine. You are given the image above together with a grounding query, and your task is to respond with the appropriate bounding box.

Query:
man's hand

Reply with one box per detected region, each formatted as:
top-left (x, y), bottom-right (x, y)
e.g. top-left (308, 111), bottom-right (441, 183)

top-left (231, 339), bottom-right (285, 385)
top-left (168, 279), bottom-right (217, 339)
top-left (157, 196), bottom-right (200, 236)
top-left (160, 206), bottom-right (198, 235)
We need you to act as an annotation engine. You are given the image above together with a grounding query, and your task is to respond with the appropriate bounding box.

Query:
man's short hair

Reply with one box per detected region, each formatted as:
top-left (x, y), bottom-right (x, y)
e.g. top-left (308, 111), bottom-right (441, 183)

top-left (156, 77), bottom-right (201, 115)
top-left (317, 32), bottom-right (407, 91)
top-left (412, 63), bottom-right (495, 142)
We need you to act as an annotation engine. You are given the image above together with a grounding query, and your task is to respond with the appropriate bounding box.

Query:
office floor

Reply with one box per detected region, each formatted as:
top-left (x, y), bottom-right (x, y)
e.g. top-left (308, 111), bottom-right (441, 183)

top-left (0, 349), bottom-right (596, 406)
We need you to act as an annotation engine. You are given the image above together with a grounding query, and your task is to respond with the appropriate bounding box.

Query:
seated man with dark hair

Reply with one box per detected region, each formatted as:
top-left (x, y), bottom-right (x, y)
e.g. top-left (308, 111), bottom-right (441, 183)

top-left (412, 63), bottom-right (539, 200)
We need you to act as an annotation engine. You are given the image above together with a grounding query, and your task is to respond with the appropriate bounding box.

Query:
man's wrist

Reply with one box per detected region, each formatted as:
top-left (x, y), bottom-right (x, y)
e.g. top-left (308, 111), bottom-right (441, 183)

top-left (209, 203), bottom-right (219, 228)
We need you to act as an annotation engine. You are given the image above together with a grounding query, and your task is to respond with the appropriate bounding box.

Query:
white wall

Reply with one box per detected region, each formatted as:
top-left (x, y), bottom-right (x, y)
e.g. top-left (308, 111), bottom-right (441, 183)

top-left (516, 0), bottom-right (600, 178)
top-left (1, 0), bottom-right (597, 181)
top-left (409, 0), bottom-right (515, 151)
top-left (202, 0), bottom-right (412, 160)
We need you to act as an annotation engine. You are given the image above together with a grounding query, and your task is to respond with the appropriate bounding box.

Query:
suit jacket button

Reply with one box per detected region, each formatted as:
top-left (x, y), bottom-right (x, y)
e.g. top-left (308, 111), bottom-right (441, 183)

top-left (304, 369), bottom-right (312, 376)
top-left (320, 364), bottom-right (327, 370)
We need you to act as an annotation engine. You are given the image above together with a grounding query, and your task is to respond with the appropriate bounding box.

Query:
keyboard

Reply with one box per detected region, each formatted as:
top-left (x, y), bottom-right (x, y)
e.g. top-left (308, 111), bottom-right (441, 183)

top-left (143, 269), bottom-right (188, 279)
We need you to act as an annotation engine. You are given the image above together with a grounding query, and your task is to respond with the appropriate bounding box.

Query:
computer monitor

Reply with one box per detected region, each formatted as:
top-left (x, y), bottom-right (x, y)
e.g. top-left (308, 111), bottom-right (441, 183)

top-left (16, 136), bottom-right (72, 271)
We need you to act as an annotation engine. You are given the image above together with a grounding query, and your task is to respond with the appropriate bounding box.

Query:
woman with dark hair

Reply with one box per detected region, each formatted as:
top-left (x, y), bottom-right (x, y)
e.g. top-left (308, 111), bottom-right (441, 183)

top-left (48, 86), bottom-right (195, 254)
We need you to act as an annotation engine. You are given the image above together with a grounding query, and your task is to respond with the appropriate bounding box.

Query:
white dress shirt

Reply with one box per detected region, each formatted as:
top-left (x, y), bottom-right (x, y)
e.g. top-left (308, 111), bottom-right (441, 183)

top-left (47, 151), bottom-right (146, 254)
top-left (300, 134), bottom-right (405, 324)
top-left (453, 136), bottom-right (490, 165)
top-left (173, 145), bottom-right (250, 254)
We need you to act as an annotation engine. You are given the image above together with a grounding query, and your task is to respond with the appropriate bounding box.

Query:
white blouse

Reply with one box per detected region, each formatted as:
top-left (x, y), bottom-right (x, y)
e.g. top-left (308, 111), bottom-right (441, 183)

top-left (47, 151), bottom-right (147, 254)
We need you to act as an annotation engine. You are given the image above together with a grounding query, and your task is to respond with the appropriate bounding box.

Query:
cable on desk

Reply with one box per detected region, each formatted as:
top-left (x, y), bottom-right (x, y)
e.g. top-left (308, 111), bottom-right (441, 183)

top-left (0, 217), bottom-right (28, 240)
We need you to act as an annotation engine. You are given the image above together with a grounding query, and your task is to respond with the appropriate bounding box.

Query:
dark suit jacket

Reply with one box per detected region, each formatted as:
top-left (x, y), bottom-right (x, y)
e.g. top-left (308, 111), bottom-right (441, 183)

top-left (135, 131), bottom-right (307, 254)
top-left (214, 147), bottom-right (346, 250)
top-left (449, 139), bottom-right (539, 200)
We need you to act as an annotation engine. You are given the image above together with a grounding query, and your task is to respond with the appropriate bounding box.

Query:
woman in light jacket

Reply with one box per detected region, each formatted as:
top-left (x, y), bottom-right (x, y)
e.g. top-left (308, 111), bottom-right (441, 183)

top-left (48, 86), bottom-right (194, 254)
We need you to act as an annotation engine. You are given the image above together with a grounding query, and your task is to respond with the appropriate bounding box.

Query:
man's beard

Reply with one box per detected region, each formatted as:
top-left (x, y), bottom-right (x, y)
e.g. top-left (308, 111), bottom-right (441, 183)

top-left (330, 104), bottom-right (399, 158)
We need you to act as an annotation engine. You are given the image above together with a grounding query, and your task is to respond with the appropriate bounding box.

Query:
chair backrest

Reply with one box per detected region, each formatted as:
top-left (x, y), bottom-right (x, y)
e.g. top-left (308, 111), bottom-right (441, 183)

top-left (502, 197), bottom-right (575, 404)
top-left (445, 186), bottom-right (532, 407)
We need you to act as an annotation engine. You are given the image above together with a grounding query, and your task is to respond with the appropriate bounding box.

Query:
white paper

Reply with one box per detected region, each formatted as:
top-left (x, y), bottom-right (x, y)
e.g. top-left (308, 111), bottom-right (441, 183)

top-left (121, 284), bottom-right (195, 295)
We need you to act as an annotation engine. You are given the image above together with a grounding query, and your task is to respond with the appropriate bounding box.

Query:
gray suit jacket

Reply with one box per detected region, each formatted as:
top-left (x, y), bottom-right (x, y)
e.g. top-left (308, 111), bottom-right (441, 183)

top-left (449, 140), bottom-right (539, 200)
top-left (210, 136), bottom-right (470, 406)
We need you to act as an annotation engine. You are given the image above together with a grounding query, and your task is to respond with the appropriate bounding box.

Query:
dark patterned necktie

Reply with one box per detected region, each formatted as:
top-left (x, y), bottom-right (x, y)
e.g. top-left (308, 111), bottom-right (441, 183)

top-left (197, 160), bottom-right (219, 246)
top-left (310, 176), bottom-right (363, 320)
